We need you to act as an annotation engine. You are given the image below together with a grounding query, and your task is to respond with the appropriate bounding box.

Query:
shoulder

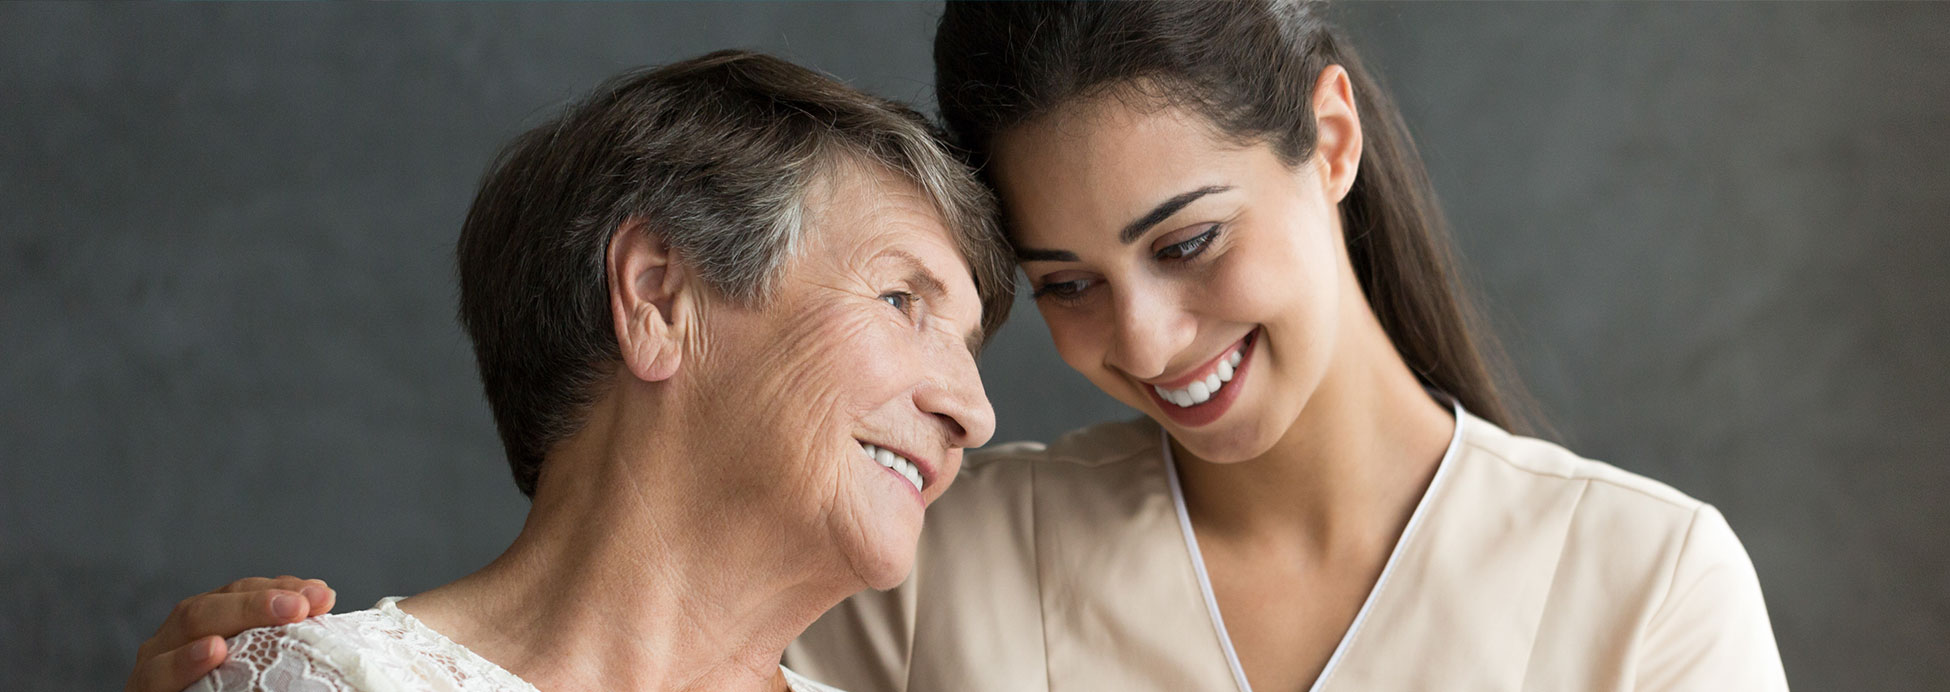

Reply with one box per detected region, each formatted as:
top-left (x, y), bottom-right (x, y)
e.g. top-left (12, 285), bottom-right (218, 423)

top-left (1441, 411), bottom-right (1769, 611)
top-left (962, 416), bottom-right (1160, 477)
top-left (1447, 412), bottom-right (1782, 678)
top-left (191, 601), bottom-right (537, 692)
top-left (189, 608), bottom-right (403, 692)
top-left (933, 416), bottom-right (1164, 524)
top-left (1452, 410), bottom-right (1711, 536)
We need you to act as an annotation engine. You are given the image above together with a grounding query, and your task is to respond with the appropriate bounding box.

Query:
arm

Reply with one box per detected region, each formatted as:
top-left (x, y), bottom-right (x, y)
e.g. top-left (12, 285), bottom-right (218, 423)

top-left (1635, 506), bottom-right (1790, 691)
top-left (126, 576), bottom-right (337, 692)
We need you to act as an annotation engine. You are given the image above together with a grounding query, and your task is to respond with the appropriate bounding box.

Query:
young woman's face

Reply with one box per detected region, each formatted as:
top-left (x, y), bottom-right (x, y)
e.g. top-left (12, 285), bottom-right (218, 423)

top-left (989, 76), bottom-right (1363, 462)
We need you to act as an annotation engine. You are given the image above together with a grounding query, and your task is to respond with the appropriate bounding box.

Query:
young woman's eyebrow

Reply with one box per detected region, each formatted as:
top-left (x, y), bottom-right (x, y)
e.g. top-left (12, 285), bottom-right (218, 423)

top-left (1015, 246), bottom-right (1079, 262)
top-left (1119, 185), bottom-right (1232, 243)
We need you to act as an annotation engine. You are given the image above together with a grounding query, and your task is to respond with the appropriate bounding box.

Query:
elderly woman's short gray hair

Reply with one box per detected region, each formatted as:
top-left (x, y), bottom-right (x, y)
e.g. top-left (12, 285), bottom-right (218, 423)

top-left (456, 50), bottom-right (1014, 498)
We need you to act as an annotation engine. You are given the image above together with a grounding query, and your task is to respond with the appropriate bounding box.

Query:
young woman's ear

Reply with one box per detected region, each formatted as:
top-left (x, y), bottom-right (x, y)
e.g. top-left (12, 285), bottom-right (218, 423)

top-left (607, 219), bottom-right (687, 383)
top-left (1311, 64), bottom-right (1364, 204)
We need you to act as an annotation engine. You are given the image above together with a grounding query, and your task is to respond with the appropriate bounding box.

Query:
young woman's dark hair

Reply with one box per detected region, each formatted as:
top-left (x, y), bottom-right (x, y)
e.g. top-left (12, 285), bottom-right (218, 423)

top-left (935, 0), bottom-right (1535, 433)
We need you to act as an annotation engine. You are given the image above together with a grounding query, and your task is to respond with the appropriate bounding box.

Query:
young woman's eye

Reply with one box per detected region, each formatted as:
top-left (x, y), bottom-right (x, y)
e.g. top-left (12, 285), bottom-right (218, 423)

top-left (880, 291), bottom-right (917, 315)
top-left (1155, 225), bottom-right (1221, 260)
top-left (1032, 278), bottom-right (1095, 303)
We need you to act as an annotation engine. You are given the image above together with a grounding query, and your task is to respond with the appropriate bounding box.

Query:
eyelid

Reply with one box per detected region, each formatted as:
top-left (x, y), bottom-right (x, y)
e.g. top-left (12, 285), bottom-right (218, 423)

top-left (882, 289), bottom-right (920, 316)
top-left (1029, 274), bottom-right (1092, 300)
top-left (1032, 278), bottom-right (1094, 303)
top-left (1150, 222), bottom-right (1221, 254)
top-left (1031, 268), bottom-right (1090, 290)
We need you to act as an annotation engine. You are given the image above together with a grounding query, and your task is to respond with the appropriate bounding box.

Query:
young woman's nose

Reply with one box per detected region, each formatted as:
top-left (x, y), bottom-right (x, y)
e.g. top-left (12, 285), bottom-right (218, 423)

top-left (1103, 284), bottom-right (1196, 381)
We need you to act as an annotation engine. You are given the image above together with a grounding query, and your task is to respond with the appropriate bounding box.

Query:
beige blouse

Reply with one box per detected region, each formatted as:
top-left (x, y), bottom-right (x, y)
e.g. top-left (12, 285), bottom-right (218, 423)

top-left (785, 407), bottom-right (1788, 691)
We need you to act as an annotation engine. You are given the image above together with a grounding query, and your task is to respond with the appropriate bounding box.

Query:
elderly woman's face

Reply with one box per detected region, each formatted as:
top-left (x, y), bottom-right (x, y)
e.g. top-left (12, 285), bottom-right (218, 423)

top-left (682, 162), bottom-right (995, 589)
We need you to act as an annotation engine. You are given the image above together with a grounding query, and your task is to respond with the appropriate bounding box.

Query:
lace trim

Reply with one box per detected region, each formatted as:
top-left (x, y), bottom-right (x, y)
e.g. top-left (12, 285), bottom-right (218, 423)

top-left (191, 597), bottom-right (538, 692)
top-left (192, 597), bottom-right (844, 692)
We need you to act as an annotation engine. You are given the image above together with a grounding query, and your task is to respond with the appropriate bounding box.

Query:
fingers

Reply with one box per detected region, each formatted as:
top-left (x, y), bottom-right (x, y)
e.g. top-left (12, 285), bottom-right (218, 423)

top-left (125, 635), bottom-right (225, 692)
top-left (160, 589), bottom-right (317, 650)
top-left (147, 577), bottom-right (338, 658)
top-left (217, 577), bottom-right (337, 616)
top-left (125, 577), bottom-right (338, 692)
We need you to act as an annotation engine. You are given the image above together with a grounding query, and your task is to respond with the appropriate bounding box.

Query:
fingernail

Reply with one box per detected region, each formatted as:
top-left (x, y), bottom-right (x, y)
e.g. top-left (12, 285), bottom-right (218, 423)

top-left (271, 594), bottom-right (303, 619)
top-left (190, 637), bottom-right (216, 661)
top-left (301, 586), bottom-right (330, 606)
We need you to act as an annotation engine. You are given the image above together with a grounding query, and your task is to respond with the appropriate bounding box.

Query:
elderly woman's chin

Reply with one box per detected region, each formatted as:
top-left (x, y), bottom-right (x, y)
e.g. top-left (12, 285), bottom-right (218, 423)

top-left (828, 474), bottom-right (931, 590)
top-left (850, 535), bottom-right (920, 592)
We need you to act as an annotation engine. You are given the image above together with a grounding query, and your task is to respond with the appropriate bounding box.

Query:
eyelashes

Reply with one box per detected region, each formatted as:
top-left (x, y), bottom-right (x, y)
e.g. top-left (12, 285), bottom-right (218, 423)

top-left (880, 290), bottom-right (918, 316)
top-left (1032, 278), bottom-right (1094, 301)
top-left (1031, 224), bottom-right (1225, 304)
top-left (1155, 224), bottom-right (1221, 261)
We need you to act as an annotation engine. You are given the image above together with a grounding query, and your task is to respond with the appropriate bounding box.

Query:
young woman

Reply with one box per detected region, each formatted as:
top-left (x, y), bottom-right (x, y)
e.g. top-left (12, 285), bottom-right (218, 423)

top-left (129, 3), bottom-right (1787, 692)
top-left (786, 3), bottom-right (1787, 690)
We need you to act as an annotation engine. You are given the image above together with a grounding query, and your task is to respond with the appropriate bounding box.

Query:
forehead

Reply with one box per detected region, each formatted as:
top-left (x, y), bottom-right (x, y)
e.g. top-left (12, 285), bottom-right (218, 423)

top-left (797, 161), bottom-right (982, 305)
top-left (989, 96), bottom-right (1257, 243)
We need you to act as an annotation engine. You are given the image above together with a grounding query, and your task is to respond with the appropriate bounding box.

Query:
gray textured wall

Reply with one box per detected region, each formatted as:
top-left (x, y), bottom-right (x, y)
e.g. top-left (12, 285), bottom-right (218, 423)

top-left (3, 3), bottom-right (1944, 690)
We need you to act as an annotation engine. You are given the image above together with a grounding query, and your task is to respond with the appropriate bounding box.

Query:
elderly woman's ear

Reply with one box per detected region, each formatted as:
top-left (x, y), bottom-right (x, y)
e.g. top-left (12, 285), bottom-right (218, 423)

top-left (606, 219), bottom-right (691, 383)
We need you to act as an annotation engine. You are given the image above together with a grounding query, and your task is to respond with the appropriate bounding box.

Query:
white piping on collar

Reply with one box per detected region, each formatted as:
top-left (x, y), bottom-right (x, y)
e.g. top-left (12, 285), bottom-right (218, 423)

top-left (1161, 396), bottom-right (1468, 692)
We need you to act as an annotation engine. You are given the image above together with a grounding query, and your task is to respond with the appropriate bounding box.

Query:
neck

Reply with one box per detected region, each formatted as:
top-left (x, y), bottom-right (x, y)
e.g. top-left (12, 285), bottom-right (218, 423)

top-left (400, 391), bottom-right (851, 692)
top-left (1175, 287), bottom-right (1455, 557)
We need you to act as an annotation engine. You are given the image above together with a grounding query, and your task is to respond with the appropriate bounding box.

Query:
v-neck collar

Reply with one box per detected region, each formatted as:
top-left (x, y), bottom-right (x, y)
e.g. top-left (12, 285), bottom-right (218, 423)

top-left (1160, 396), bottom-right (1468, 692)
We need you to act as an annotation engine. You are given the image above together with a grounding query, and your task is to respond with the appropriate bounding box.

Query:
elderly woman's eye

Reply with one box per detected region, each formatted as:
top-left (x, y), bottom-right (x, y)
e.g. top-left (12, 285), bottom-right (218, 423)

top-left (880, 291), bottom-right (917, 314)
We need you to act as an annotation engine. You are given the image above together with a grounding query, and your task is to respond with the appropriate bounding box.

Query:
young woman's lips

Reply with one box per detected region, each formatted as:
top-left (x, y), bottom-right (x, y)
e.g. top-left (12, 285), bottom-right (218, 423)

top-left (1142, 330), bottom-right (1257, 428)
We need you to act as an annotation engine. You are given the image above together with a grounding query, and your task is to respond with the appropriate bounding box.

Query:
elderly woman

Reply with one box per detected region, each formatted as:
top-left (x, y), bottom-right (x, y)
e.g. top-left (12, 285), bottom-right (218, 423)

top-left (167, 49), bottom-right (1012, 692)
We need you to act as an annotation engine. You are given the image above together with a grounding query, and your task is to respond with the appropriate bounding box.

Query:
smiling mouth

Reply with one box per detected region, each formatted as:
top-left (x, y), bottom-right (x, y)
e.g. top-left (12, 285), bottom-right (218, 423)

top-left (857, 441), bottom-right (925, 493)
top-left (1149, 331), bottom-right (1254, 408)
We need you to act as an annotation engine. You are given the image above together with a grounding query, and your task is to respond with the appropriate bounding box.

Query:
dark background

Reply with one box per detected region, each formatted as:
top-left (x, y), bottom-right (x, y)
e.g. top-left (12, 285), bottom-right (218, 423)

top-left (4, 3), bottom-right (1944, 690)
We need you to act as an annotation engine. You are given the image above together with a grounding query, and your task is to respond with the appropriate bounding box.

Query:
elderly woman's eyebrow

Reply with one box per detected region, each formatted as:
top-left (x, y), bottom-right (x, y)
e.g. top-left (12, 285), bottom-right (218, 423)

top-left (878, 249), bottom-right (947, 298)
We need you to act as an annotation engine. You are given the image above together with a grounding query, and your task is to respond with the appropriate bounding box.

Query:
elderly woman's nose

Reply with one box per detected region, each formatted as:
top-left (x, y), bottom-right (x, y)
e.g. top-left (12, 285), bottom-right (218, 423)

top-left (916, 352), bottom-right (996, 449)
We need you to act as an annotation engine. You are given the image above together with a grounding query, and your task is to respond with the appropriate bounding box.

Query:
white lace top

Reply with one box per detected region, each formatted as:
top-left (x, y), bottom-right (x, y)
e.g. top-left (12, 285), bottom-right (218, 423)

top-left (188, 598), bottom-right (845, 692)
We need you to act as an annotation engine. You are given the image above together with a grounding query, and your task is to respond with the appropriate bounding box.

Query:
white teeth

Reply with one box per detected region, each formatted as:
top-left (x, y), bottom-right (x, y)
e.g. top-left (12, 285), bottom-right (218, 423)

top-left (860, 442), bottom-right (923, 493)
top-left (1152, 343), bottom-right (1247, 408)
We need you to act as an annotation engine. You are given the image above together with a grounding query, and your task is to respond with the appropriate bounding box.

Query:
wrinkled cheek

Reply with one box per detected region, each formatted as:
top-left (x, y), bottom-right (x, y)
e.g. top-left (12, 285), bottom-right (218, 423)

top-left (742, 310), bottom-right (905, 429)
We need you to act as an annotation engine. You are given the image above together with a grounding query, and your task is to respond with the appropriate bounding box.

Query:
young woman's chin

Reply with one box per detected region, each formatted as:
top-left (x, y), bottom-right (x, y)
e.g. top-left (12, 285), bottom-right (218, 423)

top-left (1165, 411), bottom-right (1289, 465)
top-left (1149, 337), bottom-right (1323, 465)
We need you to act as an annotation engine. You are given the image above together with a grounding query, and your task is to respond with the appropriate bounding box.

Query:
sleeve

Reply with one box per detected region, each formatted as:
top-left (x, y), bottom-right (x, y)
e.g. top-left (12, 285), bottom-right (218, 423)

top-left (1634, 505), bottom-right (1791, 691)
top-left (186, 626), bottom-right (361, 692)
